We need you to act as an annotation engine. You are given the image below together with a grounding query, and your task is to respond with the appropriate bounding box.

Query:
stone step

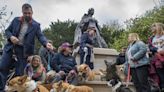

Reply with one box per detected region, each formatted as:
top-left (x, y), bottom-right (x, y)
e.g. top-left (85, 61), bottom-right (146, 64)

top-left (79, 81), bottom-right (136, 92)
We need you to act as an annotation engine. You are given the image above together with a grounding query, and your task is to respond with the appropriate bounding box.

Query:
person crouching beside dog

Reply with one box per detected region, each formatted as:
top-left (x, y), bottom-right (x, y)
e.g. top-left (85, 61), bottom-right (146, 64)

top-left (50, 42), bottom-right (78, 85)
top-left (125, 33), bottom-right (151, 92)
top-left (79, 27), bottom-right (96, 70)
top-left (24, 55), bottom-right (46, 84)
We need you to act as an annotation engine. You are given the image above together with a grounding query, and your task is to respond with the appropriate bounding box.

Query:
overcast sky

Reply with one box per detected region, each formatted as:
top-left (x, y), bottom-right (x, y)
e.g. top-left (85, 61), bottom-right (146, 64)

top-left (0, 0), bottom-right (159, 29)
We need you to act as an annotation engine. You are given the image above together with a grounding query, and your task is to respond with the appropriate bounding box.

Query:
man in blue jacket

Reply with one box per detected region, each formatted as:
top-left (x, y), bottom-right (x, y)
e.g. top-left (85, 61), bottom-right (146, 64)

top-left (0, 3), bottom-right (53, 91)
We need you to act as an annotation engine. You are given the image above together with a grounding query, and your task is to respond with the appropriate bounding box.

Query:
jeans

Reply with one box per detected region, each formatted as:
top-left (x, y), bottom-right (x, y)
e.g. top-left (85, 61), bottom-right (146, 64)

top-left (0, 46), bottom-right (27, 91)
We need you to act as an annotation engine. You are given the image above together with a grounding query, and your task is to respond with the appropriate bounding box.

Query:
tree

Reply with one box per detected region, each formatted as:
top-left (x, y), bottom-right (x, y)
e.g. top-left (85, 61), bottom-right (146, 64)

top-left (112, 6), bottom-right (164, 51)
top-left (35, 19), bottom-right (78, 51)
top-left (126, 6), bottom-right (164, 42)
top-left (0, 5), bottom-right (13, 48)
top-left (101, 20), bottom-right (125, 48)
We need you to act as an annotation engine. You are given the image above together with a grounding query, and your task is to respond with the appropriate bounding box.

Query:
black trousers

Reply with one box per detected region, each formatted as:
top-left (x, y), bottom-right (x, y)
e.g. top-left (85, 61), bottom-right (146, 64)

top-left (79, 48), bottom-right (94, 70)
top-left (156, 67), bottom-right (164, 89)
top-left (131, 65), bottom-right (151, 92)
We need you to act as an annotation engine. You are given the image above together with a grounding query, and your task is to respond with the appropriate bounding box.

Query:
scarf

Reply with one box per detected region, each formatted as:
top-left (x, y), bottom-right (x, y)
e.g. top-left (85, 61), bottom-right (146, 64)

top-left (32, 64), bottom-right (46, 79)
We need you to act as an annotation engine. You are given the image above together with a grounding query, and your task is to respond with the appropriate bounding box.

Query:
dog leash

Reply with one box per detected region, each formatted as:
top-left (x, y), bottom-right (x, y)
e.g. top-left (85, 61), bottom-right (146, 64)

top-left (6, 71), bottom-right (15, 85)
top-left (126, 64), bottom-right (130, 87)
top-left (12, 45), bottom-right (18, 62)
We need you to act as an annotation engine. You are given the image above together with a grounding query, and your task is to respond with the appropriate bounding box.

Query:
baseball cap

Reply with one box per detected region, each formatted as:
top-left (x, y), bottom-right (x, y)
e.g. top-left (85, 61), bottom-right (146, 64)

top-left (60, 42), bottom-right (73, 49)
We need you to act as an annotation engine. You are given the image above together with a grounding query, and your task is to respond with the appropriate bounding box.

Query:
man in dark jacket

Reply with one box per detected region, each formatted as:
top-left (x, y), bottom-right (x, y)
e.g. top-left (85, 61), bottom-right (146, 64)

top-left (116, 47), bottom-right (127, 65)
top-left (0, 3), bottom-right (53, 91)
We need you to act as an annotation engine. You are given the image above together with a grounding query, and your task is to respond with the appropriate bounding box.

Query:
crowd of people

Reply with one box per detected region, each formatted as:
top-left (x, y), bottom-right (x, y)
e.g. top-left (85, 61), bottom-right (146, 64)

top-left (0, 3), bottom-right (163, 92)
top-left (116, 23), bottom-right (164, 92)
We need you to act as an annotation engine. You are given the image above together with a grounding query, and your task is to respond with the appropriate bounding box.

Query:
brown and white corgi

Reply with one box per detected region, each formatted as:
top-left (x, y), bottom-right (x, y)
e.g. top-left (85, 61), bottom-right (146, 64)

top-left (5, 75), bottom-right (49, 92)
top-left (78, 64), bottom-right (101, 81)
top-left (51, 81), bottom-right (93, 92)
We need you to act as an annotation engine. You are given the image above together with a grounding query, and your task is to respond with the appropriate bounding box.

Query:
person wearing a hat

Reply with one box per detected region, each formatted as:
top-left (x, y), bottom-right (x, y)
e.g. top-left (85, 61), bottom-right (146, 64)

top-left (79, 27), bottom-right (96, 70)
top-left (50, 42), bottom-right (78, 85)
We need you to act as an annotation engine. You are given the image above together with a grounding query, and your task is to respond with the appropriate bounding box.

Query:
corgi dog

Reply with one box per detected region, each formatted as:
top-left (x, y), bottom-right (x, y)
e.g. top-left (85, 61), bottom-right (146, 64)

top-left (42, 83), bottom-right (53, 91)
top-left (5, 75), bottom-right (31, 92)
top-left (67, 84), bottom-right (93, 92)
top-left (51, 81), bottom-right (93, 92)
top-left (50, 81), bottom-right (65, 92)
top-left (5, 75), bottom-right (49, 92)
top-left (78, 64), bottom-right (101, 81)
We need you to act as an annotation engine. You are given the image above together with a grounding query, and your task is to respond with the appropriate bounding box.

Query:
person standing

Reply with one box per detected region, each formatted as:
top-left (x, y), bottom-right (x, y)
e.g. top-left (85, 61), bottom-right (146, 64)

top-left (148, 23), bottom-right (164, 91)
top-left (79, 27), bottom-right (96, 70)
top-left (0, 3), bottom-right (53, 91)
top-left (125, 33), bottom-right (151, 92)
